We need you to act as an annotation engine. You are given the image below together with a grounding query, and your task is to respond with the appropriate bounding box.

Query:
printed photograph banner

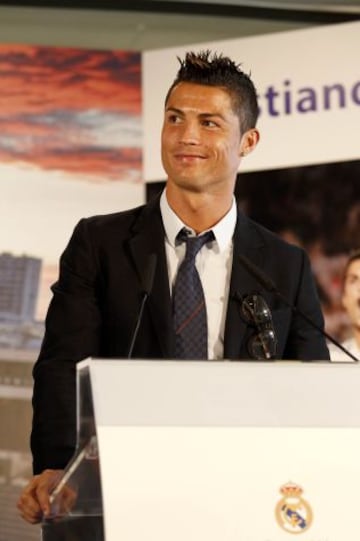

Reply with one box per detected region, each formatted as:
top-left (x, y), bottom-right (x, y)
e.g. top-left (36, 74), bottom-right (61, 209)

top-left (0, 45), bottom-right (143, 324)
top-left (0, 44), bottom-right (142, 540)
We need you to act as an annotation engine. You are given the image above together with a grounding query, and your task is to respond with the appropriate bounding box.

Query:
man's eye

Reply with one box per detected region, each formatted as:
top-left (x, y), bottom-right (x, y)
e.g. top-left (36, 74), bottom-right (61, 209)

top-left (202, 119), bottom-right (218, 127)
top-left (168, 115), bottom-right (181, 123)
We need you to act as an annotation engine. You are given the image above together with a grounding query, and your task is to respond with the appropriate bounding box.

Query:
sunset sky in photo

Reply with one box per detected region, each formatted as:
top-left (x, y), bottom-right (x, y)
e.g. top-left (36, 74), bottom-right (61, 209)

top-left (0, 45), bottom-right (142, 181)
top-left (0, 45), bottom-right (144, 319)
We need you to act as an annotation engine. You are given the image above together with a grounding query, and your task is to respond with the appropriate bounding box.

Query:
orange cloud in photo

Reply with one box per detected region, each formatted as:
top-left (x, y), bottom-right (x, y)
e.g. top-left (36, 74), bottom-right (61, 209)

top-left (0, 45), bottom-right (142, 182)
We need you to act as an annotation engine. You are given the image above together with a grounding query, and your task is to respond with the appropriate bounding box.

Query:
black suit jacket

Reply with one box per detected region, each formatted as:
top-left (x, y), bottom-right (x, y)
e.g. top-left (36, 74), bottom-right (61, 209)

top-left (31, 196), bottom-right (329, 473)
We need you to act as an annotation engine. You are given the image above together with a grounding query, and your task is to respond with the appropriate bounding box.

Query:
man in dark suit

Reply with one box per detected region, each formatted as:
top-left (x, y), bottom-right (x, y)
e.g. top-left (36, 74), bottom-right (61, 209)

top-left (18, 50), bottom-right (329, 523)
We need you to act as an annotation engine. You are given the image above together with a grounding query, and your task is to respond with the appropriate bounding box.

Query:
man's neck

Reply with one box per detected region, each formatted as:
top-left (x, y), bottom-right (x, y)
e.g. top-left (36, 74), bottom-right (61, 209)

top-left (165, 185), bottom-right (234, 234)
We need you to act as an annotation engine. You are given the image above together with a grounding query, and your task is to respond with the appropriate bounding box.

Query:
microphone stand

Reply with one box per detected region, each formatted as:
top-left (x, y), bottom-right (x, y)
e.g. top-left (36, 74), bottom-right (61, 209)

top-left (127, 253), bottom-right (157, 359)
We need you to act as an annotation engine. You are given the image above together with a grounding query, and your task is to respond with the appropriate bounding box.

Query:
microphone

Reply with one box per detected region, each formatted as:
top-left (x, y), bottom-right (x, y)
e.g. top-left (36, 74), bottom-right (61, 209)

top-left (237, 253), bottom-right (359, 362)
top-left (127, 253), bottom-right (157, 358)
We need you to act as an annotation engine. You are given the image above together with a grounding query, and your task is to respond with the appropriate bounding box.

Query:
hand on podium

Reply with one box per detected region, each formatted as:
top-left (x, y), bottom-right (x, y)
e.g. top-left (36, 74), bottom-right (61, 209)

top-left (17, 469), bottom-right (76, 524)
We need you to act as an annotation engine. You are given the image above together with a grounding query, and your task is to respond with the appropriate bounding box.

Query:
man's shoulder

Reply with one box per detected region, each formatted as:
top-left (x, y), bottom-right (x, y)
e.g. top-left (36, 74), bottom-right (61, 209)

top-left (238, 211), bottom-right (305, 258)
top-left (76, 196), bottom-right (161, 235)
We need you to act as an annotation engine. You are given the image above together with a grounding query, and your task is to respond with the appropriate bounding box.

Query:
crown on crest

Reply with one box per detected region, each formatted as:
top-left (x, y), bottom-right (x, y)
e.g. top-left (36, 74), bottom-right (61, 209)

top-left (279, 482), bottom-right (303, 497)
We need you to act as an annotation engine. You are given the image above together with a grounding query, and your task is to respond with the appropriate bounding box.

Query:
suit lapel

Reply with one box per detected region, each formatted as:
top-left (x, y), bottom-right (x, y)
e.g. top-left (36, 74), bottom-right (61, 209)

top-left (224, 212), bottom-right (265, 359)
top-left (127, 197), bottom-right (174, 358)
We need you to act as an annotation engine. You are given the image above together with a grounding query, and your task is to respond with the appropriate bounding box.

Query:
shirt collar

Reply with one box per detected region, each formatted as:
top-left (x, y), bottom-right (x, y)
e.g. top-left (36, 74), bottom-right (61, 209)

top-left (160, 189), bottom-right (236, 252)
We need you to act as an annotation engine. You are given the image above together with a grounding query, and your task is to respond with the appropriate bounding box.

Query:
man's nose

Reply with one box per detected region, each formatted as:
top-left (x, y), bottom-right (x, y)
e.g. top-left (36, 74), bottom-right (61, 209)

top-left (179, 120), bottom-right (200, 144)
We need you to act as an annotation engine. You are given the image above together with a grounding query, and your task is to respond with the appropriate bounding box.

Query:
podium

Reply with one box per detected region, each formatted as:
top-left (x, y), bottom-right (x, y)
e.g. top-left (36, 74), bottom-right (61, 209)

top-left (44, 359), bottom-right (360, 540)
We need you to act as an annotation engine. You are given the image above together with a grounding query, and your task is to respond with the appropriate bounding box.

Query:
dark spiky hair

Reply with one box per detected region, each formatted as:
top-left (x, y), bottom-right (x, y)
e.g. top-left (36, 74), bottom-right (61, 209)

top-left (165, 50), bottom-right (259, 133)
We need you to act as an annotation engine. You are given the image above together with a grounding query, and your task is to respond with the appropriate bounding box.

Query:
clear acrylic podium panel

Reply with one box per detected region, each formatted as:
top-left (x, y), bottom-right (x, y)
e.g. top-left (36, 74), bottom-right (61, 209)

top-left (42, 359), bottom-right (360, 541)
top-left (42, 364), bottom-right (104, 541)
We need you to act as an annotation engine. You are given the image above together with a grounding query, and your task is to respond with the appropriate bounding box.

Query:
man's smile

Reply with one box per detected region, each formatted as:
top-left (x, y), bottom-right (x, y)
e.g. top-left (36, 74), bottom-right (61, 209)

top-left (174, 152), bottom-right (206, 160)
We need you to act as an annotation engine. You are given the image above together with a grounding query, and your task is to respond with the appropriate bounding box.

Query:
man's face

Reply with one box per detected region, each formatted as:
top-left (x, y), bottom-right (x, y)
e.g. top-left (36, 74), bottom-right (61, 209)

top-left (342, 259), bottom-right (360, 330)
top-left (161, 82), bottom-right (254, 195)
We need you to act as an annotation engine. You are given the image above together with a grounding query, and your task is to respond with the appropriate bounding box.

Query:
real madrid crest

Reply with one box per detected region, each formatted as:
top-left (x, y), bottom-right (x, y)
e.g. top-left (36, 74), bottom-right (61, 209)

top-left (275, 482), bottom-right (313, 534)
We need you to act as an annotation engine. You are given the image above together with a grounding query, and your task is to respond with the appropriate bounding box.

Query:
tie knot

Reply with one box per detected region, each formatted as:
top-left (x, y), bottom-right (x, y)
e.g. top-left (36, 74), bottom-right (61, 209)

top-left (177, 228), bottom-right (214, 261)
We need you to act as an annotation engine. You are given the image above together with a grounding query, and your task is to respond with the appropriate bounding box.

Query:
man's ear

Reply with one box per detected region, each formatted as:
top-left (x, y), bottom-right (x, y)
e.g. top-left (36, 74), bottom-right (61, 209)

top-left (239, 128), bottom-right (260, 157)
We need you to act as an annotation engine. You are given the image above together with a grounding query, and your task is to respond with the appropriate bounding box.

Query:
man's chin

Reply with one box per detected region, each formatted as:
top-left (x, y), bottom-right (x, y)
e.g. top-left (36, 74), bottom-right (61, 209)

top-left (169, 176), bottom-right (208, 192)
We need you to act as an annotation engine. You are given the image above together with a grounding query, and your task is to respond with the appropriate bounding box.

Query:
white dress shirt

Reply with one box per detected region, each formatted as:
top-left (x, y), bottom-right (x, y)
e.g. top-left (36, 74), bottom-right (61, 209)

top-left (160, 190), bottom-right (236, 360)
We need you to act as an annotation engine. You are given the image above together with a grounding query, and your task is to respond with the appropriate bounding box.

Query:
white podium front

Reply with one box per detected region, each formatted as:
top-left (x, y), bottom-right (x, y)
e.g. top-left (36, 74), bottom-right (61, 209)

top-left (76, 359), bottom-right (360, 541)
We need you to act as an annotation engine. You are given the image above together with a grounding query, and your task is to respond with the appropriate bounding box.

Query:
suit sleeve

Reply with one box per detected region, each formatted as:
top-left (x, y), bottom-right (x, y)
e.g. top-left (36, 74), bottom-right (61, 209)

top-left (31, 218), bottom-right (102, 474)
top-left (283, 249), bottom-right (330, 361)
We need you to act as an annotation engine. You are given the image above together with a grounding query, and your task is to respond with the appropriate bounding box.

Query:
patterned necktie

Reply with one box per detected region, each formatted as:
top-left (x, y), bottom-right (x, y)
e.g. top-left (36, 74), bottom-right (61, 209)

top-left (173, 228), bottom-right (214, 359)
